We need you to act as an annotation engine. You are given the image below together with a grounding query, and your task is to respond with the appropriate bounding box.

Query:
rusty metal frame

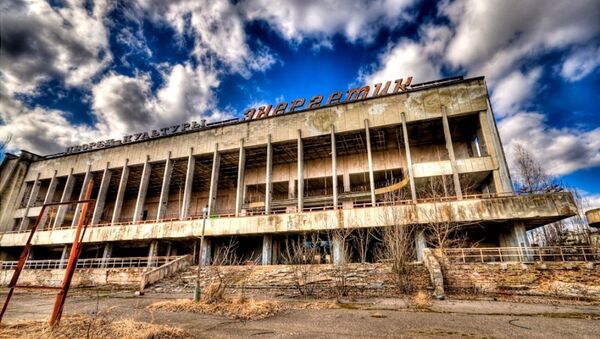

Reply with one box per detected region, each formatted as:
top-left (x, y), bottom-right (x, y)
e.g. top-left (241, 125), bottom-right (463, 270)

top-left (0, 180), bottom-right (95, 326)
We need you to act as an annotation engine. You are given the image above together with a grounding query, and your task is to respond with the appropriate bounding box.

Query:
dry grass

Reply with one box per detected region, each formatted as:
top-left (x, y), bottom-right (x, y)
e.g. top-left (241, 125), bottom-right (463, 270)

top-left (148, 296), bottom-right (283, 320)
top-left (0, 315), bottom-right (189, 339)
top-left (411, 290), bottom-right (432, 310)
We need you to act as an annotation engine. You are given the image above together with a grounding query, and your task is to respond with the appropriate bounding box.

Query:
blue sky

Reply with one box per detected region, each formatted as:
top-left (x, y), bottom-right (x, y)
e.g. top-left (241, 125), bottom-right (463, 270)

top-left (1, 0), bottom-right (599, 207)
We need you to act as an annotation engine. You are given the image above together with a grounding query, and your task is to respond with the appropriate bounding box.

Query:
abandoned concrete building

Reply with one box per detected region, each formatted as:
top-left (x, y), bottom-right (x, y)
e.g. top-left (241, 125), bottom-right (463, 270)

top-left (0, 76), bottom-right (577, 280)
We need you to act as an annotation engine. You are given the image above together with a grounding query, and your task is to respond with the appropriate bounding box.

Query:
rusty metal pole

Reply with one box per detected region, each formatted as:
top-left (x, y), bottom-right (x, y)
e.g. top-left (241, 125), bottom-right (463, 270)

top-left (49, 179), bottom-right (94, 327)
top-left (0, 205), bottom-right (48, 323)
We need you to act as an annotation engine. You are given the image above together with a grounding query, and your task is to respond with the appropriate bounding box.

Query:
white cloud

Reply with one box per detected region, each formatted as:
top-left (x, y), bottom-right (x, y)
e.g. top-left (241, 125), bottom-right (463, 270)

top-left (441, 0), bottom-right (600, 82)
top-left (137, 0), bottom-right (276, 77)
top-left (491, 68), bottom-right (542, 117)
top-left (241, 0), bottom-right (416, 43)
top-left (560, 45), bottom-right (600, 82)
top-left (499, 112), bottom-right (600, 177)
top-left (362, 25), bottom-right (450, 85)
top-left (0, 0), bottom-right (112, 95)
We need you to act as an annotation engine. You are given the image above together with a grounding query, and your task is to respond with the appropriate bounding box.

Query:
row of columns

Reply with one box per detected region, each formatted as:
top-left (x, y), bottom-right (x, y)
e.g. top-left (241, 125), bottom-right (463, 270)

top-left (21, 108), bottom-right (478, 228)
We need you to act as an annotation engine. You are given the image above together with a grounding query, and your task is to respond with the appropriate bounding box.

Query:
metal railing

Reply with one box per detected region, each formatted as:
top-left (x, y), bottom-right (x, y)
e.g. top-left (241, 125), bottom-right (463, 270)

top-left (3, 191), bottom-right (569, 234)
top-left (443, 246), bottom-right (599, 263)
top-left (1, 256), bottom-right (182, 270)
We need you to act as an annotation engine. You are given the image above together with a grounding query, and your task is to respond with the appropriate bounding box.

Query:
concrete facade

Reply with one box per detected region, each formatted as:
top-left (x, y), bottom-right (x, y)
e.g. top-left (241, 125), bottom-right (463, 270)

top-left (0, 76), bottom-right (576, 267)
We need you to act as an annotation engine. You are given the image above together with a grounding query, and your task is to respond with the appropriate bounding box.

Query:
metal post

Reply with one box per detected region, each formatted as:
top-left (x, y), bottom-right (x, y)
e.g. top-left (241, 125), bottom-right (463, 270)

top-left (364, 119), bottom-right (376, 206)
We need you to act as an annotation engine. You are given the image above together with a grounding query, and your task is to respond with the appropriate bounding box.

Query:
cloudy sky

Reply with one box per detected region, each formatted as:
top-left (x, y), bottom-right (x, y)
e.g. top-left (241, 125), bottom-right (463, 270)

top-left (1, 0), bottom-right (599, 206)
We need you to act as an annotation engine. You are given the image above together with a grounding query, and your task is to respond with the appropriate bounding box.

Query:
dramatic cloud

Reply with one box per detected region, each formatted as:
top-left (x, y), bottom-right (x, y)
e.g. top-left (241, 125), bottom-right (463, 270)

top-left (92, 63), bottom-right (227, 138)
top-left (491, 68), bottom-right (542, 117)
top-left (0, 0), bottom-right (112, 94)
top-left (499, 112), bottom-right (600, 177)
top-left (442, 0), bottom-right (600, 81)
top-left (136, 0), bottom-right (276, 77)
top-left (362, 25), bottom-right (450, 85)
top-left (242, 0), bottom-right (416, 43)
top-left (560, 45), bottom-right (600, 82)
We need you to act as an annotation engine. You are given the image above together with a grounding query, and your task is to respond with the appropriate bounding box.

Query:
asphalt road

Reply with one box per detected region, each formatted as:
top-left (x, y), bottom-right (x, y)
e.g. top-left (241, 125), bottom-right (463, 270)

top-left (1, 291), bottom-right (599, 338)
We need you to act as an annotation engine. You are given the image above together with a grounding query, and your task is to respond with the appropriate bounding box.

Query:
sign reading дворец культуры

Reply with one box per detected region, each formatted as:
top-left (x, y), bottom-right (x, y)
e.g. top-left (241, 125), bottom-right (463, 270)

top-left (64, 76), bottom-right (412, 155)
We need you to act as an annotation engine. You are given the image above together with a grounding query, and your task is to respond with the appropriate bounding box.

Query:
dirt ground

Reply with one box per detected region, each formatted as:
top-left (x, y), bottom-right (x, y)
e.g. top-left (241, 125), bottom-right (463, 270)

top-left (1, 288), bottom-right (600, 338)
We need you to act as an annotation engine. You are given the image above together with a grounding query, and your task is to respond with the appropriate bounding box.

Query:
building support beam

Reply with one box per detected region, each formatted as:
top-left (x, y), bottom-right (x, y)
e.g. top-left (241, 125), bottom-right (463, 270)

top-left (484, 98), bottom-right (514, 193)
top-left (157, 153), bottom-right (173, 221)
top-left (71, 165), bottom-right (93, 227)
top-left (332, 236), bottom-right (345, 266)
top-left (133, 158), bottom-right (151, 223)
top-left (38, 170), bottom-right (58, 228)
top-left (297, 130), bottom-right (304, 212)
top-left (331, 127), bottom-right (338, 209)
top-left (19, 173), bottom-right (41, 230)
top-left (262, 234), bottom-right (273, 265)
top-left (207, 144), bottom-right (221, 216)
top-left (235, 139), bottom-right (245, 217)
top-left (201, 238), bottom-right (211, 265)
top-left (111, 160), bottom-right (129, 225)
top-left (401, 113), bottom-right (417, 203)
top-left (60, 245), bottom-right (70, 269)
top-left (364, 119), bottom-right (376, 206)
top-left (180, 148), bottom-right (195, 220)
top-left (478, 110), bottom-right (508, 193)
top-left (147, 240), bottom-right (159, 267)
top-left (415, 229), bottom-right (426, 262)
top-left (101, 243), bottom-right (112, 268)
top-left (265, 135), bottom-right (273, 214)
top-left (91, 164), bottom-right (112, 225)
top-left (53, 168), bottom-right (75, 229)
top-left (441, 107), bottom-right (463, 199)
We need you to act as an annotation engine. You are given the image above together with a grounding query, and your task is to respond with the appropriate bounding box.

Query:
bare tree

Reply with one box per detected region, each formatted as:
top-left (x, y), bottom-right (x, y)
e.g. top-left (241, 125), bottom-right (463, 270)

top-left (280, 233), bottom-right (324, 297)
top-left (0, 133), bottom-right (11, 161)
top-left (203, 238), bottom-right (257, 303)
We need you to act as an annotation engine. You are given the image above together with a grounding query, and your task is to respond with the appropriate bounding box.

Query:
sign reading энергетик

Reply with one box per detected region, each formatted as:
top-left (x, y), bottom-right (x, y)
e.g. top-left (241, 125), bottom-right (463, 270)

top-left (64, 76), bottom-right (413, 155)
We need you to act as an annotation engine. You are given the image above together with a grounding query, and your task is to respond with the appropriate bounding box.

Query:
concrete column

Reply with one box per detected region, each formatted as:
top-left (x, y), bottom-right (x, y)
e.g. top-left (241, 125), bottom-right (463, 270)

top-left (288, 179), bottom-right (296, 199)
top-left (91, 164), bottom-right (111, 225)
top-left (331, 127), bottom-right (338, 209)
top-left (201, 238), bottom-right (212, 265)
top-left (479, 110), bottom-right (509, 193)
top-left (332, 236), bottom-right (345, 266)
top-left (343, 173), bottom-right (351, 192)
top-left (499, 222), bottom-right (530, 248)
top-left (364, 119), bottom-right (376, 206)
top-left (265, 135), bottom-right (273, 214)
top-left (133, 158), bottom-right (152, 223)
top-left (207, 144), bottom-right (221, 216)
top-left (111, 160), bottom-right (129, 225)
top-left (157, 154), bottom-right (173, 221)
top-left (235, 139), bottom-right (246, 217)
top-left (262, 234), bottom-right (273, 265)
top-left (19, 173), bottom-right (41, 230)
top-left (101, 243), bottom-right (113, 268)
top-left (38, 170), bottom-right (58, 229)
top-left (415, 229), bottom-right (426, 262)
top-left (147, 240), bottom-right (159, 267)
top-left (71, 165), bottom-right (93, 227)
top-left (180, 148), bottom-right (195, 220)
top-left (401, 113), bottom-right (417, 203)
top-left (53, 168), bottom-right (75, 229)
top-left (484, 98), bottom-right (514, 193)
top-left (60, 245), bottom-right (70, 269)
top-left (297, 130), bottom-right (304, 211)
top-left (441, 107), bottom-right (463, 199)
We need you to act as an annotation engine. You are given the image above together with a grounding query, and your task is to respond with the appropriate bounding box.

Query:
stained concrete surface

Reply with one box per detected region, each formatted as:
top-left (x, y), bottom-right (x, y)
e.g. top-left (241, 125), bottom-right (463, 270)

top-left (1, 290), bottom-right (599, 338)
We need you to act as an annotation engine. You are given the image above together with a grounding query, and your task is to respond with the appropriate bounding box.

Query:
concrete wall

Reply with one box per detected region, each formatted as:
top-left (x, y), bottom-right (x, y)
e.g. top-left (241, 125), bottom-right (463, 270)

top-left (444, 262), bottom-right (600, 300)
top-left (0, 267), bottom-right (148, 287)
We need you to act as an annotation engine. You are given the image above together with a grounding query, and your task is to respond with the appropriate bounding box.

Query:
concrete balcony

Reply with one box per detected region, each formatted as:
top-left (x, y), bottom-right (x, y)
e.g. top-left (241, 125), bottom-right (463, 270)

top-left (0, 192), bottom-right (576, 247)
